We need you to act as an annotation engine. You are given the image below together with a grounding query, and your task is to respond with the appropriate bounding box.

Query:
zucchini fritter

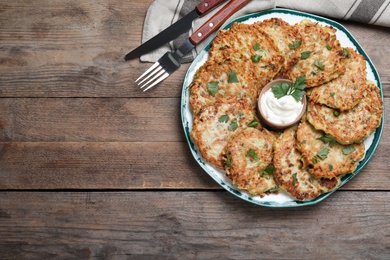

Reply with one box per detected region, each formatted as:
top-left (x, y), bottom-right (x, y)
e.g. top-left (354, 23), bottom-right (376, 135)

top-left (307, 81), bottom-right (383, 144)
top-left (273, 126), bottom-right (340, 200)
top-left (286, 19), bottom-right (346, 87)
top-left (296, 120), bottom-right (364, 179)
top-left (189, 58), bottom-right (257, 115)
top-left (307, 47), bottom-right (367, 111)
top-left (209, 22), bottom-right (284, 90)
top-left (224, 127), bottom-right (279, 196)
top-left (191, 98), bottom-right (261, 169)
top-left (259, 18), bottom-right (302, 75)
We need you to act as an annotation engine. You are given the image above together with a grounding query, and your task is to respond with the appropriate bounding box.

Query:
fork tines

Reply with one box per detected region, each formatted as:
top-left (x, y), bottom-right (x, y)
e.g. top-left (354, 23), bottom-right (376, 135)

top-left (136, 62), bottom-right (170, 92)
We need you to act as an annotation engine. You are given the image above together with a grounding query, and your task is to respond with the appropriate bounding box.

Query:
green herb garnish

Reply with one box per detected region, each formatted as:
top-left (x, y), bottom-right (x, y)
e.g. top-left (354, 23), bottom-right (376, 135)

top-left (207, 81), bottom-right (219, 96)
top-left (228, 119), bottom-right (238, 131)
top-left (253, 42), bottom-right (261, 51)
top-left (289, 40), bottom-right (302, 50)
top-left (218, 115), bottom-right (229, 123)
top-left (333, 110), bottom-right (340, 116)
top-left (317, 134), bottom-right (337, 147)
top-left (248, 119), bottom-right (259, 127)
top-left (314, 60), bottom-right (325, 70)
top-left (342, 48), bottom-right (351, 58)
top-left (301, 50), bottom-right (312, 60)
top-left (326, 44), bottom-right (332, 50)
top-left (312, 156), bottom-right (318, 164)
top-left (271, 75), bottom-right (306, 102)
top-left (342, 146), bottom-right (356, 155)
top-left (317, 147), bottom-right (329, 160)
top-left (246, 148), bottom-right (260, 161)
top-left (251, 55), bottom-right (262, 63)
top-left (228, 71), bottom-right (239, 83)
top-left (263, 164), bottom-right (276, 175)
top-left (292, 173), bottom-right (297, 185)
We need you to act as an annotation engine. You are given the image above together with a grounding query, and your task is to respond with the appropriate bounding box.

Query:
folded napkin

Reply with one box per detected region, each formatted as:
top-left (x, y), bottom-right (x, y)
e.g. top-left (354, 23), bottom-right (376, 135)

top-left (140, 0), bottom-right (390, 63)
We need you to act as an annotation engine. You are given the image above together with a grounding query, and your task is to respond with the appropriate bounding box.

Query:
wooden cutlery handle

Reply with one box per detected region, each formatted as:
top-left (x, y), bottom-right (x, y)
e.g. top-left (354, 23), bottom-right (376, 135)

top-left (190, 0), bottom-right (252, 46)
top-left (196, 0), bottom-right (229, 15)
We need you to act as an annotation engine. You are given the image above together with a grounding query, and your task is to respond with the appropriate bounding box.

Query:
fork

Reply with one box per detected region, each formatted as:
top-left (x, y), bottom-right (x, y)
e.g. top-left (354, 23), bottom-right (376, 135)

top-left (136, 0), bottom-right (252, 92)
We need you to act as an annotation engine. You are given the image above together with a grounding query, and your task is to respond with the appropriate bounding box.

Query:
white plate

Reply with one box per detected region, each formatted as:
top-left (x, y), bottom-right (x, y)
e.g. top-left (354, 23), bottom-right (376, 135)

top-left (181, 8), bottom-right (384, 207)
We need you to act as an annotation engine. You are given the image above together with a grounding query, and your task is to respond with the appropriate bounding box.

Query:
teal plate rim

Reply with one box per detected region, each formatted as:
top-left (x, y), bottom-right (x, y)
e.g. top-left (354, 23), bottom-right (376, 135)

top-left (180, 8), bottom-right (385, 208)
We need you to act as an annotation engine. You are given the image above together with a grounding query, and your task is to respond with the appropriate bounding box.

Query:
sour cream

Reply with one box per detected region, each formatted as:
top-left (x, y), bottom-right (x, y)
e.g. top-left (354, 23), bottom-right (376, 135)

top-left (260, 88), bottom-right (304, 125)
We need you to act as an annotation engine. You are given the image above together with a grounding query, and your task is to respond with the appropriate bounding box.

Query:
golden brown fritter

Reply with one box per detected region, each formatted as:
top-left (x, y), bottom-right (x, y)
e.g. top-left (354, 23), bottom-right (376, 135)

top-left (307, 47), bottom-right (367, 111)
top-left (190, 98), bottom-right (261, 169)
top-left (209, 21), bottom-right (285, 90)
top-left (259, 18), bottom-right (302, 76)
top-left (286, 19), bottom-right (346, 87)
top-left (273, 126), bottom-right (341, 200)
top-left (224, 127), bottom-right (279, 196)
top-left (307, 81), bottom-right (383, 144)
top-left (189, 58), bottom-right (257, 116)
top-left (296, 120), bottom-right (365, 179)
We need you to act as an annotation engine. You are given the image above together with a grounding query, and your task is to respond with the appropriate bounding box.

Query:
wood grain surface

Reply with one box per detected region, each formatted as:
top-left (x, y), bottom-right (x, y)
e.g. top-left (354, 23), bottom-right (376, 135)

top-left (1, 191), bottom-right (390, 259)
top-left (0, 0), bottom-right (389, 258)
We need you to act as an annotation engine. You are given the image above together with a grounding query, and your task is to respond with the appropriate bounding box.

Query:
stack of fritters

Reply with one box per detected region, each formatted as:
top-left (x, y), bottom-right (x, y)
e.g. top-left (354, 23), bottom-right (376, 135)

top-left (189, 18), bottom-right (383, 200)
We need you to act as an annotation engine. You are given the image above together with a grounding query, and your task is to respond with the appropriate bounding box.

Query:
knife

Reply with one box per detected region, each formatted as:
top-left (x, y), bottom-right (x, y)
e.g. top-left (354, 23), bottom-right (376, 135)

top-left (124, 0), bottom-right (229, 61)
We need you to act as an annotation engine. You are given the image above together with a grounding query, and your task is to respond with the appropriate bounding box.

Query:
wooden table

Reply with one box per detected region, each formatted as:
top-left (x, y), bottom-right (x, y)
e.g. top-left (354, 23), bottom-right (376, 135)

top-left (1, 0), bottom-right (389, 258)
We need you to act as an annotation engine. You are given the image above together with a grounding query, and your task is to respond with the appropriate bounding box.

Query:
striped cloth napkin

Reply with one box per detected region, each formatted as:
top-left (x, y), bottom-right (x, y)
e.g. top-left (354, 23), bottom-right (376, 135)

top-left (140, 0), bottom-right (390, 63)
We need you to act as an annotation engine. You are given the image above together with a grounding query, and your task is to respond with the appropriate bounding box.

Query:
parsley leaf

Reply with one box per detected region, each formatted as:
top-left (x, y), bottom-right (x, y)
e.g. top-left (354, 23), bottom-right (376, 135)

top-left (271, 82), bottom-right (290, 99)
top-left (263, 164), bottom-right (276, 175)
top-left (317, 147), bottom-right (329, 160)
top-left (289, 40), bottom-right (302, 50)
top-left (326, 44), bottom-right (332, 50)
top-left (294, 75), bottom-right (307, 90)
top-left (342, 48), bottom-right (351, 58)
top-left (228, 119), bottom-right (238, 131)
top-left (317, 134), bottom-right (337, 147)
top-left (312, 156), bottom-right (318, 164)
top-left (301, 50), bottom-right (312, 60)
top-left (271, 76), bottom-right (306, 102)
top-left (248, 119), bottom-right (259, 127)
top-left (218, 115), bottom-right (229, 123)
top-left (251, 55), bottom-right (262, 63)
top-left (292, 173), bottom-right (297, 185)
top-left (246, 148), bottom-right (260, 161)
top-left (291, 90), bottom-right (305, 102)
top-left (314, 60), bottom-right (325, 70)
top-left (253, 42), bottom-right (261, 51)
top-left (207, 81), bottom-right (219, 96)
top-left (228, 71), bottom-right (239, 83)
top-left (342, 146), bottom-right (356, 155)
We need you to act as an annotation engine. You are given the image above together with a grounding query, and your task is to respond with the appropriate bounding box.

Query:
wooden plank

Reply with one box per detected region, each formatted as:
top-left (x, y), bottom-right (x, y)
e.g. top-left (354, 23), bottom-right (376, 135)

top-left (0, 98), bottom-right (186, 142)
top-left (0, 142), bottom-right (215, 189)
top-left (0, 2), bottom-right (388, 98)
top-left (0, 191), bottom-right (389, 259)
top-left (0, 97), bottom-right (388, 143)
top-left (0, 142), bottom-right (388, 190)
top-left (0, 0), bottom-right (185, 98)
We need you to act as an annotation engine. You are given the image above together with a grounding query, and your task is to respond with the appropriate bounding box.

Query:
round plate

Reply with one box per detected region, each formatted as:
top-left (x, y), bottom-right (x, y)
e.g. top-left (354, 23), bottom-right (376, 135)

top-left (181, 8), bottom-right (384, 207)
